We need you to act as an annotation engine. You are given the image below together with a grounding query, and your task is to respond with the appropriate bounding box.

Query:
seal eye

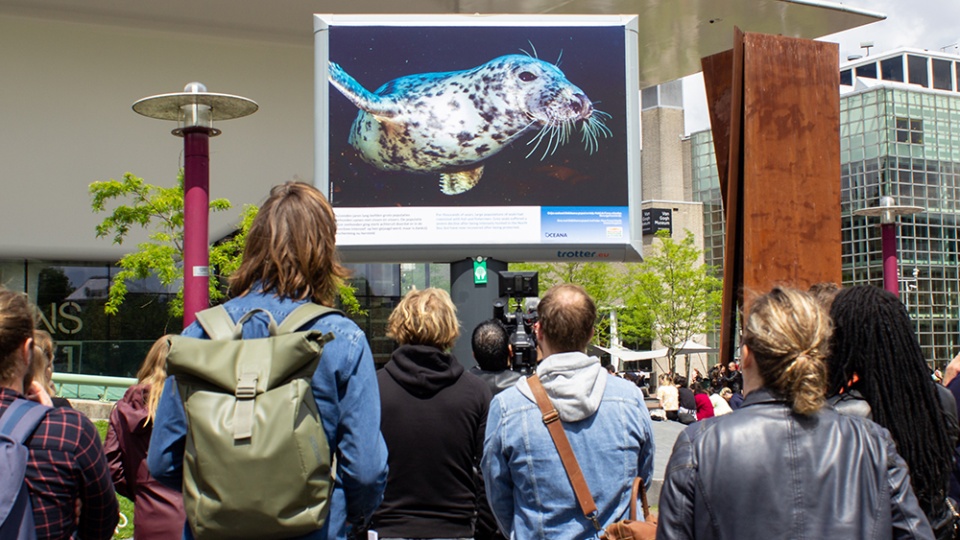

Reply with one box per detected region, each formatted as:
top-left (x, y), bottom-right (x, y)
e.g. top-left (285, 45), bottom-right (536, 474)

top-left (518, 71), bottom-right (538, 82)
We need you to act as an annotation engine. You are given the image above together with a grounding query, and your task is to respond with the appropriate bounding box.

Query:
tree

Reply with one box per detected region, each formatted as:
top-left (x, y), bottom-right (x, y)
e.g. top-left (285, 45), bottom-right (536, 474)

top-left (626, 229), bottom-right (722, 376)
top-left (90, 172), bottom-right (362, 320)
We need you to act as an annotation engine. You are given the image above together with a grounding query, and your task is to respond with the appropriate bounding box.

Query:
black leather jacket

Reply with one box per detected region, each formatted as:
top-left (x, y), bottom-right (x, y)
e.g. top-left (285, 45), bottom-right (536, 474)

top-left (828, 384), bottom-right (960, 539)
top-left (657, 388), bottom-right (934, 539)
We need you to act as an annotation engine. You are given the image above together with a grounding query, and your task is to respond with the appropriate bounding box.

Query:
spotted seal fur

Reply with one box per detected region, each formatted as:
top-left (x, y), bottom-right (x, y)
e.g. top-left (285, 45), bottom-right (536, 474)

top-left (329, 54), bottom-right (611, 195)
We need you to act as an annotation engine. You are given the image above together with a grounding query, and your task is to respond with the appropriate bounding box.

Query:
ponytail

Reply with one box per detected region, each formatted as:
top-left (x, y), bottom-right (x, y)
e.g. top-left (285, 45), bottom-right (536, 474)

top-left (743, 288), bottom-right (831, 416)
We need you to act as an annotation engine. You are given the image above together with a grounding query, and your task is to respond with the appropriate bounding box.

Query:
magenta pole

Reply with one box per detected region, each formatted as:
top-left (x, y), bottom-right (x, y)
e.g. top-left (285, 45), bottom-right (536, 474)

top-left (881, 222), bottom-right (899, 297)
top-left (182, 127), bottom-right (212, 326)
top-left (132, 83), bottom-right (257, 329)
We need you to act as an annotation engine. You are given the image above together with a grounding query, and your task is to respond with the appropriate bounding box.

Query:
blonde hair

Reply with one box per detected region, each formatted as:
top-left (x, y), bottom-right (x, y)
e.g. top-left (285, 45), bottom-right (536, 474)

top-left (137, 336), bottom-right (172, 424)
top-left (230, 182), bottom-right (350, 307)
top-left (31, 329), bottom-right (56, 395)
top-left (0, 289), bottom-right (35, 384)
top-left (741, 287), bottom-right (831, 416)
top-left (387, 288), bottom-right (460, 351)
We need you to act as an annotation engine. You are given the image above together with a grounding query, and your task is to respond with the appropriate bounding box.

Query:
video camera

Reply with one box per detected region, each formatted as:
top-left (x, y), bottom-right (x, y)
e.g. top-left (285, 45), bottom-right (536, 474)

top-left (493, 271), bottom-right (539, 374)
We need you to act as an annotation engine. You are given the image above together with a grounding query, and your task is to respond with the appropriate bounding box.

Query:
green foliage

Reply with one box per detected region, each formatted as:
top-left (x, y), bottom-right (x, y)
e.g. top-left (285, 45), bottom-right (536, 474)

top-left (511, 230), bottom-right (721, 370)
top-left (90, 172), bottom-right (231, 318)
top-left (626, 230), bottom-right (723, 374)
top-left (91, 174), bottom-right (365, 318)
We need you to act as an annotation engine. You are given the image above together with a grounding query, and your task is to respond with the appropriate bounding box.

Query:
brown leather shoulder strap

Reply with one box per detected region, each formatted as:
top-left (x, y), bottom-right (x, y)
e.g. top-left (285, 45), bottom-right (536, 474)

top-left (527, 374), bottom-right (600, 528)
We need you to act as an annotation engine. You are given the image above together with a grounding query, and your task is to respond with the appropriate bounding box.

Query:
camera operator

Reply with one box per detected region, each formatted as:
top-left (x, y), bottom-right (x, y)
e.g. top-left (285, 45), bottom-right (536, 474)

top-left (469, 319), bottom-right (523, 397)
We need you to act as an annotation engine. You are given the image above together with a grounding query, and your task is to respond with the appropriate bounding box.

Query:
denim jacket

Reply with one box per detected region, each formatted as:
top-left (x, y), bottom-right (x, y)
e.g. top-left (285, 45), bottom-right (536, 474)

top-left (147, 292), bottom-right (389, 540)
top-left (481, 353), bottom-right (655, 539)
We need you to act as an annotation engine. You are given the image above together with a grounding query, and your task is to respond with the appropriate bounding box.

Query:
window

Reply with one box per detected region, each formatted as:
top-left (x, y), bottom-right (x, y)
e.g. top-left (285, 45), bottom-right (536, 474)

top-left (895, 117), bottom-right (924, 145)
top-left (881, 56), bottom-right (905, 82)
top-left (856, 63), bottom-right (877, 79)
top-left (840, 69), bottom-right (852, 86)
top-left (933, 59), bottom-right (953, 91)
top-left (908, 55), bottom-right (929, 87)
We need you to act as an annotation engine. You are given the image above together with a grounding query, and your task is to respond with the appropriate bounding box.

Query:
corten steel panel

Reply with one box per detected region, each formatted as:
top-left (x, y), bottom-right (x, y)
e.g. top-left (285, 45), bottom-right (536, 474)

top-left (702, 49), bottom-right (735, 204)
top-left (717, 28), bottom-right (745, 368)
top-left (740, 33), bottom-right (842, 303)
top-left (706, 31), bottom-right (842, 366)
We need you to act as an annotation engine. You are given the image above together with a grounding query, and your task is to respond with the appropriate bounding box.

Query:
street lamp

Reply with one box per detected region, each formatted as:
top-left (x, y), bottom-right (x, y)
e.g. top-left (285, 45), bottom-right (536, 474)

top-left (853, 196), bottom-right (923, 297)
top-left (600, 305), bottom-right (626, 371)
top-left (132, 83), bottom-right (258, 326)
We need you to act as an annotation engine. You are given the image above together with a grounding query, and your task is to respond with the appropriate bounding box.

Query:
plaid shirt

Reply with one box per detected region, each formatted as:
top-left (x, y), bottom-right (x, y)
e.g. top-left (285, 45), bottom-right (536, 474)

top-left (0, 388), bottom-right (118, 540)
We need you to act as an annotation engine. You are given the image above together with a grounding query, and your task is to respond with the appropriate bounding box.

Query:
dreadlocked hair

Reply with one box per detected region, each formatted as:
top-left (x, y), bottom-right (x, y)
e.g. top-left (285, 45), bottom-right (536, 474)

top-left (827, 285), bottom-right (954, 519)
top-left (742, 287), bottom-right (831, 416)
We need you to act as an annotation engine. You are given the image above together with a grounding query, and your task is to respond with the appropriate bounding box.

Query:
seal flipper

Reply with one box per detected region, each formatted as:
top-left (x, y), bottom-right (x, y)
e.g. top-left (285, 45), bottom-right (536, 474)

top-left (328, 62), bottom-right (400, 118)
top-left (440, 166), bottom-right (484, 195)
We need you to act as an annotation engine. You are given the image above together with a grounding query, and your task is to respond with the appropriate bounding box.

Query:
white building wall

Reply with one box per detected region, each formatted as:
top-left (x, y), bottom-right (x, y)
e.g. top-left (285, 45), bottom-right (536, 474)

top-left (0, 14), bottom-right (314, 260)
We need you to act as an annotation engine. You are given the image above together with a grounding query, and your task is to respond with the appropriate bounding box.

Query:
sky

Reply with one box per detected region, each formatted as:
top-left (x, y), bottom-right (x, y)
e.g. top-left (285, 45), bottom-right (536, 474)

top-left (682, 0), bottom-right (960, 134)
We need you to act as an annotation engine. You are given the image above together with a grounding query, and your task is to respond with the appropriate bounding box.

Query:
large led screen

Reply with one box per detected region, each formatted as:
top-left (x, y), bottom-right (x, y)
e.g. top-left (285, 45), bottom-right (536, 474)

top-left (315, 14), bottom-right (641, 262)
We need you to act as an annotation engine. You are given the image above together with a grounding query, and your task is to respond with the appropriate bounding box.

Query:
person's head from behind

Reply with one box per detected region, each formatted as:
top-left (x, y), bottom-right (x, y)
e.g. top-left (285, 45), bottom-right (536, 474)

top-left (808, 281), bottom-right (841, 313)
top-left (0, 289), bottom-right (36, 388)
top-left (675, 375), bottom-right (688, 387)
top-left (719, 387), bottom-right (733, 401)
top-left (31, 329), bottom-right (55, 395)
top-left (827, 284), bottom-right (954, 515)
top-left (472, 319), bottom-right (510, 371)
top-left (535, 284), bottom-right (596, 355)
top-left (741, 287), bottom-right (831, 416)
top-left (387, 288), bottom-right (460, 351)
top-left (138, 335), bottom-right (173, 424)
top-left (827, 285), bottom-right (926, 397)
top-left (229, 182), bottom-right (349, 307)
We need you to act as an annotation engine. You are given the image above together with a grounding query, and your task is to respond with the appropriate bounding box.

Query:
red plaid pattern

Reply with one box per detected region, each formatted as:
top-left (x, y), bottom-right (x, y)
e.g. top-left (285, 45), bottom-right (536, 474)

top-left (0, 388), bottom-right (118, 540)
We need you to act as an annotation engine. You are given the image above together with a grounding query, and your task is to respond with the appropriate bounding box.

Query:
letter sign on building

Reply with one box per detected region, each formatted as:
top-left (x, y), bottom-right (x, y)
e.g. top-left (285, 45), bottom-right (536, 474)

top-left (641, 208), bottom-right (672, 236)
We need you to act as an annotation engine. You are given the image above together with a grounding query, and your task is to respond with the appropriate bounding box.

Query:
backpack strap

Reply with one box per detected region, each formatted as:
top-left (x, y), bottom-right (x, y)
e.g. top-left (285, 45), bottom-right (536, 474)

top-left (195, 305), bottom-right (240, 341)
top-left (277, 303), bottom-right (341, 335)
top-left (196, 305), bottom-right (279, 340)
top-left (0, 399), bottom-right (48, 445)
top-left (527, 374), bottom-right (602, 532)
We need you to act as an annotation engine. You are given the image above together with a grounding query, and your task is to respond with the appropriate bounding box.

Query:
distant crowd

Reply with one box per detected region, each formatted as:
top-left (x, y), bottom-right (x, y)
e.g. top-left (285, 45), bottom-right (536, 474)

top-left (1, 182), bottom-right (958, 540)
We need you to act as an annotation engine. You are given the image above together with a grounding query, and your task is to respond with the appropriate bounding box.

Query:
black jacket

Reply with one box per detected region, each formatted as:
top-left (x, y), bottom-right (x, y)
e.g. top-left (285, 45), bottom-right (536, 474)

top-left (372, 344), bottom-right (492, 538)
top-left (657, 388), bottom-right (934, 539)
top-left (829, 384), bottom-right (960, 539)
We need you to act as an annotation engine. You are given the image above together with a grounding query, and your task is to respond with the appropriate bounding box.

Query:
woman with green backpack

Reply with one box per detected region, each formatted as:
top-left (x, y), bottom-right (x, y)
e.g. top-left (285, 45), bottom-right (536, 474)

top-left (148, 182), bottom-right (388, 540)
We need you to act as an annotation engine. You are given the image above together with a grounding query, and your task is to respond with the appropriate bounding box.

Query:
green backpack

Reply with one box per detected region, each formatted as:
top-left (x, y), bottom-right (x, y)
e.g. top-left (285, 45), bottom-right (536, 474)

top-left (165, 303), bottom-right (339, 540)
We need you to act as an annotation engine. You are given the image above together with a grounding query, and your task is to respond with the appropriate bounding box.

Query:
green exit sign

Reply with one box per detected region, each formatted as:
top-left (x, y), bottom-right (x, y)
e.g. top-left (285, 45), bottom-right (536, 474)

top-left (473, 259), bottom-right (488, 284)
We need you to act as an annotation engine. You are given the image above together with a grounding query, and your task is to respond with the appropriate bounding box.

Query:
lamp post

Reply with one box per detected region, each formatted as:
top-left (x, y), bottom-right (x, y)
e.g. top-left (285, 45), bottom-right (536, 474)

top-left (600, 305), bottom-right (626, 371)
top-left (852, 196), bottom-right (923, 297)
top-left (133, 83), bottom-right (258, 326)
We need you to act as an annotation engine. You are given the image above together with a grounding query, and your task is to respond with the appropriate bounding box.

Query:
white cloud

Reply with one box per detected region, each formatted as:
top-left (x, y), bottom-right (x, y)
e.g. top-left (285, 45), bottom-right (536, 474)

top-left (681, 0), bottom-right (960, 134)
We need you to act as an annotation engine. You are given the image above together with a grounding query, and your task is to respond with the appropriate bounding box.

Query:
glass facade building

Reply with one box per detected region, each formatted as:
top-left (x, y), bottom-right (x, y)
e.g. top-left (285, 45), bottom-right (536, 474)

top-left (691, 48), bottom-right (960, 366)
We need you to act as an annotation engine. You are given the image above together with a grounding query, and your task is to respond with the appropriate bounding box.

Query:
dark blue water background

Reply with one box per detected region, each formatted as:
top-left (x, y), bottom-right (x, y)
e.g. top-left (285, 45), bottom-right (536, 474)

top-left (327, 24), bottom-right (630, 208)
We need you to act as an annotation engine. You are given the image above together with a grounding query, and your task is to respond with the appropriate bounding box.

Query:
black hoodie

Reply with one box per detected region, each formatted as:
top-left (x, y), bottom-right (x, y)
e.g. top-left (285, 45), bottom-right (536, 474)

top-left (372, 344), bottom-right (492, 538)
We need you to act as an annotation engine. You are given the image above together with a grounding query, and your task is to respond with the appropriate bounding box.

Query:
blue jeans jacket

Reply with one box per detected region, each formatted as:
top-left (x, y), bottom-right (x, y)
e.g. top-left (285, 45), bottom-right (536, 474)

top-left (481, 374), bottom-right (655, 539)
top-left (147, 292), bottom-right (389, 540)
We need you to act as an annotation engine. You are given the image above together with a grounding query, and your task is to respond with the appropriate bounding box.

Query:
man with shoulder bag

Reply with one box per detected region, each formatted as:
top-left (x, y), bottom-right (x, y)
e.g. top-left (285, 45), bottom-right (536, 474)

top-left (482, 284), bottom-right (656, 539)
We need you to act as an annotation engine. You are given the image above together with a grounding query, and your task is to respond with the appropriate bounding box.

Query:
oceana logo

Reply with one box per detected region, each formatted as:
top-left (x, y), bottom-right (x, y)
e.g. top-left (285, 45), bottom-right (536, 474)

top-left (545, 232), bottom-right (568, 238)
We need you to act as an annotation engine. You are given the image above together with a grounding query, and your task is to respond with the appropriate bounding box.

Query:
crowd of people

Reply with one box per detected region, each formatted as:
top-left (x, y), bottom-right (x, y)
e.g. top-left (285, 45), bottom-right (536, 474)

top-left (651, 364), bottom-right (743, 423)
top-left (0, 181), bottom-right (957, 539)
